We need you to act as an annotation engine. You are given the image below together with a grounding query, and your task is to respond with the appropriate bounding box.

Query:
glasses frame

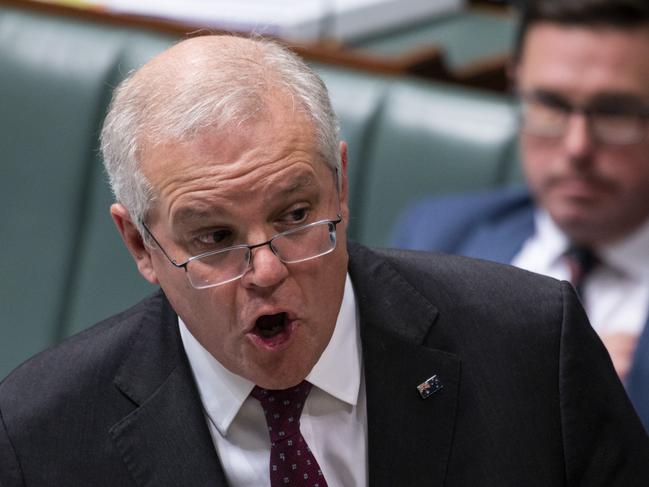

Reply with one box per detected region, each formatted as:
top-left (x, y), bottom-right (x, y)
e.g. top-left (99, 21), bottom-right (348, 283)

top-left (518, 91), bottom-right (649, 145)
top-left (142, 215), bottom-right (342, 288)
top-left (140, 168), bottom-right (344, 289)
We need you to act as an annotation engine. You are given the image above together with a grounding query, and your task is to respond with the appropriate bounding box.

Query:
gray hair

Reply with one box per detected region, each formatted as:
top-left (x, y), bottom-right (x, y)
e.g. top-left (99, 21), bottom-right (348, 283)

top-left (100, 35), bottom-right (340, 235)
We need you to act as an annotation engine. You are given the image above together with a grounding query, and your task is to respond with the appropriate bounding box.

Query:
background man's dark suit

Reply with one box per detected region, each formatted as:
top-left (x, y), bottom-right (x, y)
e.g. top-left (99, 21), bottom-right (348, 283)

top-left (391, 187), bottom-right (649, 431)
top-left (1, 243), bottom-right (648, 486)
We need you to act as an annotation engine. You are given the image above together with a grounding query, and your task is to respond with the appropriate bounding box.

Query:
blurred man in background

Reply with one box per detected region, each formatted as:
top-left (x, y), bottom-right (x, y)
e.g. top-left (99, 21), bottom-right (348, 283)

top-left (393, 0), bottom-right (649, 430)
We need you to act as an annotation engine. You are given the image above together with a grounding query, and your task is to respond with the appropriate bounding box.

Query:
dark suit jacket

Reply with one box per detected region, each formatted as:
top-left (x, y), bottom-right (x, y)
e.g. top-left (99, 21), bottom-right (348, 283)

top-left (393, 187), bottom-right (649, 432)
top-left (1, 243), bottom-right (648, 486)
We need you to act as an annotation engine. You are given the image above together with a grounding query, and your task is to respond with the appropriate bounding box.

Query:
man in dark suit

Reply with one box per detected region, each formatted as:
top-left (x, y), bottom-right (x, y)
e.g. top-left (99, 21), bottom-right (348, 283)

top-left (393, 0), bottom-right (649, 431)
top-left (1, 34), bottom-right (648, 486)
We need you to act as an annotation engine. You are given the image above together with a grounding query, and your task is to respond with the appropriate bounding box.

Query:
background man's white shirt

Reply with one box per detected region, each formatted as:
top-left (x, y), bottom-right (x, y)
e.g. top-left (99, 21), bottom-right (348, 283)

top-left (512, 211), bottom-right (649, 337)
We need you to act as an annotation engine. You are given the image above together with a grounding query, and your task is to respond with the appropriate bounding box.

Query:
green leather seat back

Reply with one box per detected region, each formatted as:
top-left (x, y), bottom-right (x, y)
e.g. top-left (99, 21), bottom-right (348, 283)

top-left (502, 141), bottom-right (526, 186)
top-left (0, 8), bottom-right (139, 377)
top-left (63, 34), bottom-right (176, 336)
top-left (311, 65), bottom-right (389, 241)
top-left (355, 80), bottom-right (519, 247)
top-left (62, 160), bottom-right (157, 336)
top-left (0, 6), bottom-right (176, 375)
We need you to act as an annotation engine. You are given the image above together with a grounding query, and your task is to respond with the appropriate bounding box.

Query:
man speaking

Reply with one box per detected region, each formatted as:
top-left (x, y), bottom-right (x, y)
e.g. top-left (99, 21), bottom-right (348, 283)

top-left (1, 35), bottom-right (647, 486)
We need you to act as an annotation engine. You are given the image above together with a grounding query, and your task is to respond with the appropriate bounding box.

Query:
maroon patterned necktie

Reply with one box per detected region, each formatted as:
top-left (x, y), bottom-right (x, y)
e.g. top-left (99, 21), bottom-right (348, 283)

top-left (251, 381), bottom-right (328, 487)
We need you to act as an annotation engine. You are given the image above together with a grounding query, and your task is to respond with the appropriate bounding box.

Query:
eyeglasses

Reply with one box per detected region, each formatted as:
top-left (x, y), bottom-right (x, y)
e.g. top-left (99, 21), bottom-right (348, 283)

top-left (519, 92), bottom-right (649, 145)
top-left (142, 215), bottom-right (343, 289)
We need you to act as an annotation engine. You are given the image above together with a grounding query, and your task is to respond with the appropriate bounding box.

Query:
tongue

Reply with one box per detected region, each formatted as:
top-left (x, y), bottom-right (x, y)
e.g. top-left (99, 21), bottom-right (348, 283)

top-left (255, 313), bottom-right (286, 338)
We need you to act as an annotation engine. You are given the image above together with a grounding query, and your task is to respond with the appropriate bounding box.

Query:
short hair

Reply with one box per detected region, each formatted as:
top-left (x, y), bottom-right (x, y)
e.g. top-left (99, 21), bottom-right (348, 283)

top-left (513, 0), bottom-right (649, 62)
top-left (100, 35), bottom-right (340, 236)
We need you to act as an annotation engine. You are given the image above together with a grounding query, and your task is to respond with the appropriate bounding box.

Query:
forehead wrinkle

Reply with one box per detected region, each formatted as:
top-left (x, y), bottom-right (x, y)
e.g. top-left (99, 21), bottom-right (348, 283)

top-left (171, 205), bottom-right (227, 228)
top-left (275, 172), bottom-right (317, 195)
top-left (215, 164), bottom-right (321, 208)
top-left (165, 163), bottom-right (321, 229)
top-left (204, 137), bottom-right (322, 197)
top-left (146, 96), bottom-right (325, 226)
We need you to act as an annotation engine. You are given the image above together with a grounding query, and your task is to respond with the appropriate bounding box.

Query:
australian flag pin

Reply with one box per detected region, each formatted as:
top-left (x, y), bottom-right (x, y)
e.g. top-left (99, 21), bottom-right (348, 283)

top-left (417, 375), bottom-right (443, 399)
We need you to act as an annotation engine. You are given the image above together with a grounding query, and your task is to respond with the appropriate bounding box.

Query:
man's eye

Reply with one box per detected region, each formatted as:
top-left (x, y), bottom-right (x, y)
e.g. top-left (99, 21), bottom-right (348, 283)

top-left (197, 229), bottom-right (233, 246)
top-left (284, 207), bottom-right (308, 223)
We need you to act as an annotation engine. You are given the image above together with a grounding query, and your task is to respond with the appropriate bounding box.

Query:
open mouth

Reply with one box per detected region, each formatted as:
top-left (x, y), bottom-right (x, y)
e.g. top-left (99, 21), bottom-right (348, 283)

top-left (248, 312), bottom-right (297, 350)
top-left (254, 312), bottom-right (288, 338)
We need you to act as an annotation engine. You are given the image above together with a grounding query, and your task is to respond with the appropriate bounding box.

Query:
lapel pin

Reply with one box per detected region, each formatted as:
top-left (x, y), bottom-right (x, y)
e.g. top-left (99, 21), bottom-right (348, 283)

top-left (417, 374), bottom-right (443, 399)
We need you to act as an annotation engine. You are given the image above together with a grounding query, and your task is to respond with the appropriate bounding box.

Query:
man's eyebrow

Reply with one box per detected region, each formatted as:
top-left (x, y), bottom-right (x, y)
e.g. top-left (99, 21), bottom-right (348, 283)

top-left (171, 207), bottom-right (220, 227)
top-left (275, 173), bottom-right (318, 196)
top-left (170, 173), bottom-right (320, 226)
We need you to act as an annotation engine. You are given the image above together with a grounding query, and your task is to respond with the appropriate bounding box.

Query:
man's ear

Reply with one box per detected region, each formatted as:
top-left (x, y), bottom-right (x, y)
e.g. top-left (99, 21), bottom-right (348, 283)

top-left (110, 203), bottom-right (159, 285)
top-left (338, 141), bottom-right (350, 219)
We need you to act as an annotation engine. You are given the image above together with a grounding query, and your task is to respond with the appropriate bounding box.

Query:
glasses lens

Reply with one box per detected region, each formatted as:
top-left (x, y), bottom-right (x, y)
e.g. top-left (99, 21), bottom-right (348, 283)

top-left (520, 98), bottom-right (568, 138)
top-left (181, 219), bottom-right (339, 289)
top-left (592, 114), bottom-right (644, 145)
top-left (186, 246), bottom-right (250, 289)
top-left (272, 221), bottom-right (337, 264)
top-left (520, 95), bottom-right (648, 145)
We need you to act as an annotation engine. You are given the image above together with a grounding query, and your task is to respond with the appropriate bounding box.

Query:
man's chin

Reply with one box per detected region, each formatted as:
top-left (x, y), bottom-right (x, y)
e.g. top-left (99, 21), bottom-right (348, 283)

top-left (243, 346), bottom-right (318, 390)
top-left (539, 175), bottom-right (616, 212)
top-left (551, 208), bottom-right (614, 245)
top-left (249, 365), bottom-right (313, 390)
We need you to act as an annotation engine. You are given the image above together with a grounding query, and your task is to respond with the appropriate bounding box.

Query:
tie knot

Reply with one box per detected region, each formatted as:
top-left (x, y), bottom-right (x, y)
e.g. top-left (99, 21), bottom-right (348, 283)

top-left (565, 246), bottom-right (598, 273)
top-left (251, 381), bottom-right (312, 442)
top-left (564, 245), bottom-right (599, 296)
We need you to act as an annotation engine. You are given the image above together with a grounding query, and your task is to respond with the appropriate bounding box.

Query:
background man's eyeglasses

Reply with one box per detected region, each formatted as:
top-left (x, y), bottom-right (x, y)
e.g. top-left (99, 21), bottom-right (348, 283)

top-left (142, 216), bottom-right (343, 289)
top-left (519, 93), bottom-right (649, 145)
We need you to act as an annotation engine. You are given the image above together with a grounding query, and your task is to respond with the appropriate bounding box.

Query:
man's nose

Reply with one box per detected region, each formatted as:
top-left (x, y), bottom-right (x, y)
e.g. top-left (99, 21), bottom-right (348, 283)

top-left (241, 244), bottom-right (289, 289)
top-left (563, 112), bottom-right (596, 163)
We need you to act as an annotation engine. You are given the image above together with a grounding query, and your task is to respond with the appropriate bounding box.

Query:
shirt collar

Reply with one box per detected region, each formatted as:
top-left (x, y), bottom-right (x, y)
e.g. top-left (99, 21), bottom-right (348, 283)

top-left (534, 210), bottom-right (649, 281)
top-left (599, 217), bottom-right (649, 280)
top-left (306, 274), bottom-right (361, 406)
top-left (178, 319), bottom-right (253, 437)
top-left (179, 273), bottom-right (361, 437)
top-left (532, 209), bottom-right (570, 268)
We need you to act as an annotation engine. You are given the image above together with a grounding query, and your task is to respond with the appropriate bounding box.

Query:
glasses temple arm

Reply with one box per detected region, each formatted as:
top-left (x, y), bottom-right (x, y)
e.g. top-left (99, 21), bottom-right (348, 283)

top-left (140, 221), bottom-right (187, 269)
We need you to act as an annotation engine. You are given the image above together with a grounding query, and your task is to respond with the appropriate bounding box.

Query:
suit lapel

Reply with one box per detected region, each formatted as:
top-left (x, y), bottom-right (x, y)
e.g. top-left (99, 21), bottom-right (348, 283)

top-left (626, 314), bottom-right (649, 432)
top-left (461, 202), bottom-right (535, 265)
top-left (349, 244), bottom-right (461, 487)
top-left (108, 245), bottom-right (463, 486)
top-left (109, 291), bottom-right (229, 487)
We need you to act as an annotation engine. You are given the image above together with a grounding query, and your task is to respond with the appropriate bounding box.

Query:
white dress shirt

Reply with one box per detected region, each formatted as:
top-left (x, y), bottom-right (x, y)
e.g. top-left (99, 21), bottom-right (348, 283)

top-left (512, 211), bottom-right (649, 336)
top-left (179, 274), bottom-right (367, 487)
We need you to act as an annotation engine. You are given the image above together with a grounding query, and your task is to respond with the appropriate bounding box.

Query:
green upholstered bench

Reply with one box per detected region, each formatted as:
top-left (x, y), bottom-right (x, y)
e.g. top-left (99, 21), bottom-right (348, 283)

top-left (0, 4), bottom-right (520, 378)
top-left (0, 7), bottom-right (171, 374)
top-left (0, 6), bottom-right (174, 374)
top-left (355, 79), bottom-right (519, 247)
